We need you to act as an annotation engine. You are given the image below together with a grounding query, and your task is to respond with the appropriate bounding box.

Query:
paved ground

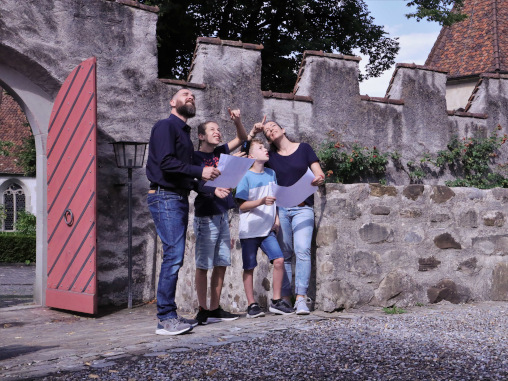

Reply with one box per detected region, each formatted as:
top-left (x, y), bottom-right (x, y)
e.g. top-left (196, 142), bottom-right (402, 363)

top-left (1, 265), bottom-right (507, 380)
top-left (1, 301), bottom-right (508, 380)
top-left (0, 264), bottom-right (35, 308)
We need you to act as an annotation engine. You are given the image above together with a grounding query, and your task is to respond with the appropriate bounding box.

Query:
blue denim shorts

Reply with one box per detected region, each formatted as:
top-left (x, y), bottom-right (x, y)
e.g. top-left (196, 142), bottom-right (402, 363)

top-left (240, 232), bottom-right (283, 270)
top-left (194, 212), bottom-right (231, 270)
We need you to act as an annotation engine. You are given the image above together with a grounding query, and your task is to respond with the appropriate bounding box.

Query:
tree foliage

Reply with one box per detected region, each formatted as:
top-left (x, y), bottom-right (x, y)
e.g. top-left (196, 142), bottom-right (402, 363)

top-left (406, 0), bottom-right (466, 26)
top-left (142, 0), bottom-right (465, 92)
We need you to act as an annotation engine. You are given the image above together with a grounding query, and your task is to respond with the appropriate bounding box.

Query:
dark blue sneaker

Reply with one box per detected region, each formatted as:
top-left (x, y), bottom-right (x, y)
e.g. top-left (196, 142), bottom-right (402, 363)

top-left (246, 303), bottom-right (265, 318)
top-left (269, 299), bottom-right (294, 315)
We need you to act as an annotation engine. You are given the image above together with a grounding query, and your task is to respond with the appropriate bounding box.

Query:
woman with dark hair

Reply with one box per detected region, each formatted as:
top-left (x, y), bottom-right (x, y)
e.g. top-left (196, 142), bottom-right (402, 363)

top-left (262, 120), bottom-right (325, 314)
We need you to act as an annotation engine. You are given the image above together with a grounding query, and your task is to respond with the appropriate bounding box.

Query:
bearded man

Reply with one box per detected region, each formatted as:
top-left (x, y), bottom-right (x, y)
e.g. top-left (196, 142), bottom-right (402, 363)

top-left (146, 88), bottom-right (220, 335)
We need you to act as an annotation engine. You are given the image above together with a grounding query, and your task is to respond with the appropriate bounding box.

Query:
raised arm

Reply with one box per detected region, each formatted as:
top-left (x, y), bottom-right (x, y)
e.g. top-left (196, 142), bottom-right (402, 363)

top-left (227, 108), bottom-right (249, 152)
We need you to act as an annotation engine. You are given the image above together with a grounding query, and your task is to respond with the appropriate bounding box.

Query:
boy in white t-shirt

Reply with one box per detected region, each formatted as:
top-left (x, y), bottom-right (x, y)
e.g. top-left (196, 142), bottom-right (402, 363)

top-left (235, 139), bottom-right (294, 318)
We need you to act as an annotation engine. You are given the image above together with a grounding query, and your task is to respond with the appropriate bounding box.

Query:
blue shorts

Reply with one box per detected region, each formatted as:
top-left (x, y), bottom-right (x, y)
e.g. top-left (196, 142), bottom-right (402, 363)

top-left (194, 212), bottom-right (231, 270)
top-left (240, 232), bottom-right (284, 270)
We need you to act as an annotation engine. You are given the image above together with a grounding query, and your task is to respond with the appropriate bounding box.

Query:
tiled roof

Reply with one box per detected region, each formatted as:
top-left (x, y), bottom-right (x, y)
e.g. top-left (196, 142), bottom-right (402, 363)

top-left (0, 87), bottom-right (32, 174)
top-left (425, 0), bottom-right (508, 77)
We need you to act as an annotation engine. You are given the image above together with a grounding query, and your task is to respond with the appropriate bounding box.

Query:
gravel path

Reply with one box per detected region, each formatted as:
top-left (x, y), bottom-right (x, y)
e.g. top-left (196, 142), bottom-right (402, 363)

top-left (39, 302), bottom-right (508, 381)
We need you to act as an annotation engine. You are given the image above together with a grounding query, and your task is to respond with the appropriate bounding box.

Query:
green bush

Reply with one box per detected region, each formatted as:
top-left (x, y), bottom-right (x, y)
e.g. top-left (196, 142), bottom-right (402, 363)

top-left (15, 210), bottom-right (36, 236)
top-left (0, 233), bottom-right (36, 263)
top-left (317, 141), bottom-right (389, 184)
top-left (317, 128), bottom-right (508, 189)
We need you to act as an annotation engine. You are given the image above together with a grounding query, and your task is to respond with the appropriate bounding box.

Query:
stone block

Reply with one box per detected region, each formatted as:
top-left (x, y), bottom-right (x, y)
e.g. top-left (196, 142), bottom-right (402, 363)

top-left (315, 226), bottom-right (338, 247)
top-left (457, 257), bottom-right (479, 275)
top-left (373, 270), bottom-right (416, 307)
top-left (402, 184), bottom-right (424, 200)
top-left (491, 187), bottom-right (508, 202)
top-left (371, 206), bottom-right (391, 215)
top-left (433, 233), bottom-right (462, 249)
top-left (430, 186), bottom-right (455, 204)
top-left (320, 261), bottom-right (335, 275)
top-left (359, 223), bottom-right (393, 244)
top-left (400, 208), bottom-right (423, 218)
top-left (369, 184), bottom-right (397, 197)
top-left (404, 231), bottom-right (423, 243)
top-left (316, 280), bottom-right (359, 312)
top-left (348, 251), bottom-right (381, 276)
top-left (472, 235), bottom-right (508, 255)
top-left (459, 210), bottom-right (478, 228)
top-left (261, 277), bottom-right (270, 291)
top-left (345, 201), bottom-right (362, 220)
top-left (483, 211), bottom-right (505, 227)
top-left (418, 256), bottom-right (441, 271)
top-left (427, 279), bottom-right (471, 304)
top-left (491, 263), bottom-right (508, 301)
top-left (430, 213), bottom-right (451, 223)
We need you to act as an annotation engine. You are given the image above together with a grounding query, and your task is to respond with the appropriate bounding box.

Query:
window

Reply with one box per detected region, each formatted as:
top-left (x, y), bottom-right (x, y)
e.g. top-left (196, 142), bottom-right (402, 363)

top-left (2, 183), bottom-right (25, 231)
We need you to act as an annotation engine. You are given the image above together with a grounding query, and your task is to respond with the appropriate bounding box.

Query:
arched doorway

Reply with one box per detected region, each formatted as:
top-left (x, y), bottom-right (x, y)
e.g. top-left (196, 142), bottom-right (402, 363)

top-left (0, 46), bottom-right (56, 306)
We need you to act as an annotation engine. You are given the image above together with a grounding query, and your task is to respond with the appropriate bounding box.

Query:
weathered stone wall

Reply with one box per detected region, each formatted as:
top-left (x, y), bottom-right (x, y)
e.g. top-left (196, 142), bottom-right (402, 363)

top-left (313, 184), bottom-right (508, 311)
top-left (174, 186), bottom-right (508, 313)
top-left (1, 0), bottom-right (507, 309)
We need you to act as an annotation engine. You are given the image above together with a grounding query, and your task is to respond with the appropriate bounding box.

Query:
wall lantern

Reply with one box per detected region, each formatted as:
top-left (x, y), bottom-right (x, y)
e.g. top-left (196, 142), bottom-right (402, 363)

top-left (110, 141), bottom-right (148, 309)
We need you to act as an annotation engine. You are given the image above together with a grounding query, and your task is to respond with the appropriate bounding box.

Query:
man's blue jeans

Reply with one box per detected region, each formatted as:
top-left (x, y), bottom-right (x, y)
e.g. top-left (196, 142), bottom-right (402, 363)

top-left (147, 190), bottom-right (189, 321)
top-left (278, 206), bottom-right (315, 297)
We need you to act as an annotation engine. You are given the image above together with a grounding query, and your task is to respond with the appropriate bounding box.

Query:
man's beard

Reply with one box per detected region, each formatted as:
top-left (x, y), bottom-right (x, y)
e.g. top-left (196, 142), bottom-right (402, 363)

top-left (176, 102), bottom-right (196, 118)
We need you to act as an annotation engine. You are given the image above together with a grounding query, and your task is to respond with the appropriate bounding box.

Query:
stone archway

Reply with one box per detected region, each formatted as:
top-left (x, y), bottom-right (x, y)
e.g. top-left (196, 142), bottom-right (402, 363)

top-left (0, 46), bottom-right (56, 306)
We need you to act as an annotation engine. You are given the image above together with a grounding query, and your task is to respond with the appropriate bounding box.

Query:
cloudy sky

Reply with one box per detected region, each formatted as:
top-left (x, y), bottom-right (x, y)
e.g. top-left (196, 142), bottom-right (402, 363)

top-left (358, 0), bottom-right (442, 96)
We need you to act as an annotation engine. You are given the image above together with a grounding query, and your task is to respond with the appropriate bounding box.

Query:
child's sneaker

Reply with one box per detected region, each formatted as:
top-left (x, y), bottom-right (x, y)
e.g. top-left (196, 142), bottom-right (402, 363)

top-left (208, 306), bottom-right (240, 322)
top-left (195, 307), bottom-right (210, 325)
top-left (247, 303), bottom-right (265, 318)
top-left (294, 297), bottom-right (310, 315)
top-left (269, 299), bottom-right (295, 315)
top-left (155, 318), bottom-right (193, 335)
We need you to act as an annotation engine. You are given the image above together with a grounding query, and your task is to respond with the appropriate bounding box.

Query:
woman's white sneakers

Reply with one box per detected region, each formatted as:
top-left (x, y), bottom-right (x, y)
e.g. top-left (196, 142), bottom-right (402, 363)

top-left (294, 297), bottom-right (310, 315)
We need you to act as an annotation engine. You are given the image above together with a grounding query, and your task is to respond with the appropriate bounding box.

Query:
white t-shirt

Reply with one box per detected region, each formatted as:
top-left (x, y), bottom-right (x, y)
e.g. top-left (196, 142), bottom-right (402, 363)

top-left (235, 168), bottom-right (277, 239)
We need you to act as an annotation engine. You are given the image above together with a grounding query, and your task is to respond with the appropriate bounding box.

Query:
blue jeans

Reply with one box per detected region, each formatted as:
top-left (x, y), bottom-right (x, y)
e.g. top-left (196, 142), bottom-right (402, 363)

top-left (278, 206), bottom-right (314, 297)
top-left (240, 232), bottom-right (284, 270)
top-left (147, 190), bottom-right (189, 320)
top-left (194, 212), bottom-right (231, 270)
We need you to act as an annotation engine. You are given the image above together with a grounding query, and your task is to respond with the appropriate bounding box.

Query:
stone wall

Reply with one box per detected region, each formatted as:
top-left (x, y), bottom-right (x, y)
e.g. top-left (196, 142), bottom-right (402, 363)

top-left (175, 185), bottom-right (508, 313)
top-left (1, 0), bottom-right (507, 309)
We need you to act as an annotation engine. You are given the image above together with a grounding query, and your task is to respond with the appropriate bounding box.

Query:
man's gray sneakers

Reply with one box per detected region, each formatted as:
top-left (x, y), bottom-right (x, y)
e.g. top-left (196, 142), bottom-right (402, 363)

top-left (156, 317), bottom-right (193, 335)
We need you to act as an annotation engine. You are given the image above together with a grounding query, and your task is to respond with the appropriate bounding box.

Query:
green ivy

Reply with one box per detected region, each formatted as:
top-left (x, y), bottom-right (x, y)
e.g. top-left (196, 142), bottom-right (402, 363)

top-left (317, 141), bottom-right (389, 184)
top-left (317, 128), bottom-right (508, 189)
top-left (433, 129), bottom-right (508, 189)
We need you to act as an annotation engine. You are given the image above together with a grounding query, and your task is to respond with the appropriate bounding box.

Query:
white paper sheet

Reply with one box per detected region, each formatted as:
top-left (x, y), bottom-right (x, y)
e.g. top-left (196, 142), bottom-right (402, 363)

top-left (271, 168), bottom-right (318, 207)
top-left (204, 154), bottom-right (255, 188)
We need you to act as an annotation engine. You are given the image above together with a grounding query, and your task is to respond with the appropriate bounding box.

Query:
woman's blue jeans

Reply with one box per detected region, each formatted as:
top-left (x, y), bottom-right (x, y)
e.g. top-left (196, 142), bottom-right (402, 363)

top-left (277, 206), bottom-right (315, 297)
top-left (147, 190), bottom-right (189, 321)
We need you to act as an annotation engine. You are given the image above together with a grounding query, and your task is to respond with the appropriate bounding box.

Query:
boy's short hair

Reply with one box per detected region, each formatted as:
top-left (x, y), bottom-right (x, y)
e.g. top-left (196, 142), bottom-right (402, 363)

top-left (248, 138), bottom-right (265, 155)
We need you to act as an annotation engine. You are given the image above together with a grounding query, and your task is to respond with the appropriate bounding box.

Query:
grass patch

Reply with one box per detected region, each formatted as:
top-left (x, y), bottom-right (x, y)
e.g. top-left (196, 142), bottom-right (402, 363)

top-left (383, 306), bottom-right (407, 314)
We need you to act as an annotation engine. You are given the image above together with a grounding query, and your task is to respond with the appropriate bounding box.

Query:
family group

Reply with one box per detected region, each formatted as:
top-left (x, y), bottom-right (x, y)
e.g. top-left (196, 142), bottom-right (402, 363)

top-left (146, 88), bottom-right (325, 336)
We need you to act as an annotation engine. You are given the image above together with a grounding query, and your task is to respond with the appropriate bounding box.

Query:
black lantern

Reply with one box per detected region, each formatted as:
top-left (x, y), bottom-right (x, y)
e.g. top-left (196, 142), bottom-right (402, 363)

top-left (110, 141), bottom-right (148, 308)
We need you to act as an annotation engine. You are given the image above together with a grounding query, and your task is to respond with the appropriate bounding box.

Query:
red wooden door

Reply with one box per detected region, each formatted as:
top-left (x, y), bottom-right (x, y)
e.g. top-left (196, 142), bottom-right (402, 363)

top-left (46, 57), bottom-right (97, 314)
